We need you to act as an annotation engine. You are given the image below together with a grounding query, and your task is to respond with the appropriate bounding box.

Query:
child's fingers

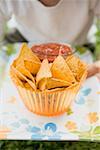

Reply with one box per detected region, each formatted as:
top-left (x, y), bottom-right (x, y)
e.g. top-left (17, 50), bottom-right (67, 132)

top-left (87, 61), bottom-right (100, 78)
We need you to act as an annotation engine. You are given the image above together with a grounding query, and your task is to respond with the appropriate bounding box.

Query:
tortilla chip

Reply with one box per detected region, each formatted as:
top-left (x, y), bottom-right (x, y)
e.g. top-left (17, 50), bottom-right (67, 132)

top-left (17, 43), bottom-right (40, 62)
top-left (14, 62), bottom-right (34, 82)
top-left (11, 66), bottom-right (36, 90)
top-left (38, 77), bottom-right (72, 91)
top-left (11, 45), bottom-right (37, 82)
top-left (24, 60), bottom-right (40, 75)
top-left (11, 60), bottom-right (25, 81)
top-left (36, 59), bottom-right (52, 85)
top-left (16, 43), bottom-right (41, 75)
top-left (10, 67), bottom-right (24, 87)
top-left (24, 82), bottom-right (33, 91)
top-left (46, 78), bottom-right (71, 89)
top-left (66, 55), bottom-right (87, 81)
top-left (38, 78), bottom-right (47, 91)
top-left (51, 55), bottom-right (76, 84)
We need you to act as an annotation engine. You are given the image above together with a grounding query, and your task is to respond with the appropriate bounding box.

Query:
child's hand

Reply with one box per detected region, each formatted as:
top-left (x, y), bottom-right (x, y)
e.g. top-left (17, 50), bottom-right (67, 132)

top-left (87, 61), bottom-right (100, 80)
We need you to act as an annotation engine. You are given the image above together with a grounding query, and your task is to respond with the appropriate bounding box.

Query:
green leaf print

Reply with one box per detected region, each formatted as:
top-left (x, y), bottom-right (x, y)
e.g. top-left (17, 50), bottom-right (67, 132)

top-left (93, 126), bottom-right (100, 134)
top-left (66, 108), bottom-right (73, 115)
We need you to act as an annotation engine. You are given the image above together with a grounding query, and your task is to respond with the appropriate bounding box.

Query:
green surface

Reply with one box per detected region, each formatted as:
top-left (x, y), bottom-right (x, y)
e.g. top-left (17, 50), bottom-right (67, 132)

top-left (0, 141), bottom-right (100, 150)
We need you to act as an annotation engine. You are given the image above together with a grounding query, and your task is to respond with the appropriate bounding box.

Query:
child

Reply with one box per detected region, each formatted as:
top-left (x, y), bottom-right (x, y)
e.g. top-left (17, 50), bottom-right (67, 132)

top-left (0, 0), bottom-right (100, 78)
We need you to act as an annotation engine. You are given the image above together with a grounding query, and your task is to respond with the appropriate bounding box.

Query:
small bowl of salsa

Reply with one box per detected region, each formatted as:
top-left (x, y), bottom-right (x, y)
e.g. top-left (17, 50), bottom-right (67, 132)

top-left (31, 43), bottom-right (72, 62)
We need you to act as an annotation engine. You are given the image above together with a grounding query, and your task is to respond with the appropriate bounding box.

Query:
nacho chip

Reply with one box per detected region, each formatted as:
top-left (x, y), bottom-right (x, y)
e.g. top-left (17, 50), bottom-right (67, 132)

top-left (38, 78), bottom-right (47, 91)
top-left (11, 66), bottom-right (36, 90)
top-left (11, 60), bottom-right (25, 81)
top-left (17, 43), bottom-right (40, 62)
top-left (51, 55), bottom-right (76, 84)
top-left (66, 55), bottom-right (87, 81)
top-left (14, 61), bottom-right (35, 82)
top-left (38, 78), bottom-right (75, 91)
top-left (24, 82), bottom-right (33, 91)
top-left (10, 67), bottom-right (24, 87)
top-left (16, 43), bottom-right (41, 75)
top-left (36, 59), bottom-right (52, 85)
top-left (38, 77), bottom-right (72, 91)
top-left (24, 60), bottom-right (40, 75)
top-left (46, 78), bottom-right (71, 89)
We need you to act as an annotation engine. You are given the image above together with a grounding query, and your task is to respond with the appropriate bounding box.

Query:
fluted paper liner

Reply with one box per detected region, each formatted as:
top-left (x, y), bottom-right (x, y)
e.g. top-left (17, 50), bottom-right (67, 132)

top-left (16, 71), bottom-right (87, 116)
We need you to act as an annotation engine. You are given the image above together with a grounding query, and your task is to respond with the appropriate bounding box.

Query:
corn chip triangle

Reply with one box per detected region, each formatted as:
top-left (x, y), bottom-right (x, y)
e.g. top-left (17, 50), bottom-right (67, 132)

top-left (36, 59), bottom-right (52, 87)
top-left (10, 66), bottom-right (24, 87)
top-left (66, 55), bottom-right (87, 81)
top-left (46, 78), bottom-right (71, 89)
top-left (51, 55), bottom-right (76, 84)
top-left (16, 43), bottom-right (41, 75)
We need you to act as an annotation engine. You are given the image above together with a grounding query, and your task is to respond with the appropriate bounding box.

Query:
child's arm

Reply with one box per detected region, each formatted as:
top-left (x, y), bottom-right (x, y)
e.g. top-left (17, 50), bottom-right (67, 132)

top-left (0, 0), bottom-right (12, 42)
top-left (0, 10), bottom-right (6, 42)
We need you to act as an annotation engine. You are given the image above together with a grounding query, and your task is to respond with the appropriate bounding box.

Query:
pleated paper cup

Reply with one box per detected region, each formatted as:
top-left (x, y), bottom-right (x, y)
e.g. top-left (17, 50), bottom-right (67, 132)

top-left (17, 70), bottom-right (87, 117)
top-left (10, 64), bottom-right (87, 116)
top-left (17, 84), bottom-right (78, 116)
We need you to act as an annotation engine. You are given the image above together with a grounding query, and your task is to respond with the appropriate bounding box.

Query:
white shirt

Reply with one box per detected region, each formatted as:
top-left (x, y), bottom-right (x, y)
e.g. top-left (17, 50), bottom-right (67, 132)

top-left (0, 0), bottom-right (100, 44)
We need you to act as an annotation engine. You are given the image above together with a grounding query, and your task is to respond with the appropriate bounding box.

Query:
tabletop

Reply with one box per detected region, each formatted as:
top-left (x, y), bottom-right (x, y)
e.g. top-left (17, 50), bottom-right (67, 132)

top-left (0, 74), bottom-right (100, 140)
top-left (0, 46), bottom-right (100, 141)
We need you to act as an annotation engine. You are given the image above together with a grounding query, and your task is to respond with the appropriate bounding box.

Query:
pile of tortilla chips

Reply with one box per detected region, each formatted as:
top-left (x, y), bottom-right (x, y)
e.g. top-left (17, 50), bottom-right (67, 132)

top-left (10, 43), bottom-right (87, 91)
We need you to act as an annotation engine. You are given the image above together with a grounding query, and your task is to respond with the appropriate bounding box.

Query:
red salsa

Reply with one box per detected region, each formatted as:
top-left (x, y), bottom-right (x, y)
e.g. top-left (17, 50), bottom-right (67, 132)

top-left (31, 43), bottom-right (72, 62)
